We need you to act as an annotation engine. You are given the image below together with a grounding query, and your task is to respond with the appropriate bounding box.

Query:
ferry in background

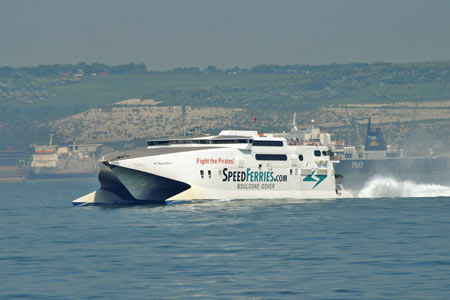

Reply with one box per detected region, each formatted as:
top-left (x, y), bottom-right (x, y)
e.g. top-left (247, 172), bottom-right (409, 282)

top-left (287, 117), bottom-right (448, 186)
top-left (29, 135), bottom-right (102, 179)
top-left (333, 119), bottom-right (447, 177)
top-left (73, 130), bottom-right (351, 206)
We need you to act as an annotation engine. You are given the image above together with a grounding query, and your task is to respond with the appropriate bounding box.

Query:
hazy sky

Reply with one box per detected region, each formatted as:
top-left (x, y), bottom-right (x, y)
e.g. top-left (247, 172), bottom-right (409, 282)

top-left (2, 0), bottom-right (450, 70)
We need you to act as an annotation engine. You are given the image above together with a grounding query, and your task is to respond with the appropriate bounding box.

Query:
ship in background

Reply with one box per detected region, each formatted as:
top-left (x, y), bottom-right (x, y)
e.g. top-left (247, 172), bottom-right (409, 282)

top-left (0, 147), bottom-right (27, 183)
top-left (333, 119), bottom-right (448, 177)
top-left (287, 115), bottom-right (448, 187)
top-left (29, 135), bottom-right (102, 179)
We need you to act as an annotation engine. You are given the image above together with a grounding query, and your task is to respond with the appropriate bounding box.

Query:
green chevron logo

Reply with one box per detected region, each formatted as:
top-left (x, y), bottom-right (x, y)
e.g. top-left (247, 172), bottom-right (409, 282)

top-left (303, 170), bottom-right (327, 189)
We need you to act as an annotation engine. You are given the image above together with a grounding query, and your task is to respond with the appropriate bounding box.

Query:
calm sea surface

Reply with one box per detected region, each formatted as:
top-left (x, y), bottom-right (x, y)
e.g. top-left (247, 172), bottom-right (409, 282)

top-left (1, 178), bottom-right (450, 299)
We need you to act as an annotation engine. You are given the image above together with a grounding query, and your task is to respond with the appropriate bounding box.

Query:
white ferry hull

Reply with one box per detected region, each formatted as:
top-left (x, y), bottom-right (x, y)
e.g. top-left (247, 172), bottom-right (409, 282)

top-left (73, 143), bottom-right (352, 206)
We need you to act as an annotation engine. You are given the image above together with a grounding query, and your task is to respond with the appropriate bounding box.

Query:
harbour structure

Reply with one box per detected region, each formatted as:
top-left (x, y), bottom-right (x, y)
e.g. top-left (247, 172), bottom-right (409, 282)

top-left (73, 130), bottom-right (350, 206)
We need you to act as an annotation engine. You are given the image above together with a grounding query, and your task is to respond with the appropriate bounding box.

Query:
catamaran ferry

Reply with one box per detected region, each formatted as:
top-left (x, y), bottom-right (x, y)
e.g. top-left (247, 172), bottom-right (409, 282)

top-left (73, 130), bottom-right (352, 206)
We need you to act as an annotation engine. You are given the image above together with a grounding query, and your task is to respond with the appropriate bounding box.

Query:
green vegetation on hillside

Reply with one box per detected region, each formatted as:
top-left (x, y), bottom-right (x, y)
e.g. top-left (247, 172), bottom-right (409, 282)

top-left (1, 61), bottom-right (450, 148)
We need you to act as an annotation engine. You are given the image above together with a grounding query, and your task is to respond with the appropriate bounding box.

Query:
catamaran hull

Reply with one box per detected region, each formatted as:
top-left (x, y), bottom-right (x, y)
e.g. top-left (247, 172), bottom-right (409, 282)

top-left (72, 164), bottom-right (191, 206)
top-left (73, 138), bottom-right (353, 206)
top-left (73, 164), bottom-right (351, 206)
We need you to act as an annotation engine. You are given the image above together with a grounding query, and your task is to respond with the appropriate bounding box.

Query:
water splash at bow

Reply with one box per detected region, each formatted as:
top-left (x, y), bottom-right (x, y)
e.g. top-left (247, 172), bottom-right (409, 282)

top-left (358, 176), bottom-right (450, 198)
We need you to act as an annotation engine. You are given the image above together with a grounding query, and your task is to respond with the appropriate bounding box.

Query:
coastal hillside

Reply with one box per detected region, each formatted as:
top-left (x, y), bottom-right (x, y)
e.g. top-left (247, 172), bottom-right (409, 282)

top-left (50, 99), bottom-right (245, 143)
top-left (47, 98), bottom-right (450, 154)
top-left (1, 62), bottom-right (450, 152)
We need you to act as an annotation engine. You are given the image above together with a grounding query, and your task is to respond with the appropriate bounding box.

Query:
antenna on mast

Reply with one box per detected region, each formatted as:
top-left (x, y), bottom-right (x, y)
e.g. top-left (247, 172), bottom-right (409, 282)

top-left (291, 113), bottom-right (298, 132)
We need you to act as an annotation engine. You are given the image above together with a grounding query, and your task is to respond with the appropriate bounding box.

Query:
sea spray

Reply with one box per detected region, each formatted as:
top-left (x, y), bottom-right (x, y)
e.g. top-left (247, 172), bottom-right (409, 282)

top-left (358, 176), bottom-right (450, 198)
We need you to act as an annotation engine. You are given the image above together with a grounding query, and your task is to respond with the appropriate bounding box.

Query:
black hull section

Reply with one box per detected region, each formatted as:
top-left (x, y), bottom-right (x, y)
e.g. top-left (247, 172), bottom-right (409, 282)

top-left (98, 164), bottom-right (191, 204)
top-left (335, 157), bottom-right (448, 176)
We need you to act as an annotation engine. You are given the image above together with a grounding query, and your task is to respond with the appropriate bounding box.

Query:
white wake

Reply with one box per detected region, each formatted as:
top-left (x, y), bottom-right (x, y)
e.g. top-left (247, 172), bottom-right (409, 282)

top-left (358, 176), bottom-right (450, 198)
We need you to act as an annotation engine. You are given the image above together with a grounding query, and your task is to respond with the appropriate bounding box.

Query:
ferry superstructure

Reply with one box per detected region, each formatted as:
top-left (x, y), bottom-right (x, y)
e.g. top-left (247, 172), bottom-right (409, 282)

top-left (73, 130), bottom-right (351, 206)
top-left (29, 135), bottom-right (102, 179)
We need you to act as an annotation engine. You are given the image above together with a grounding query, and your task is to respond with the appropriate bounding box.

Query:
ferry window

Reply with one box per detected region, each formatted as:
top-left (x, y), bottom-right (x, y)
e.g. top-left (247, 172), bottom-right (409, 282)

top-left (252, 140), bottom-right (284, 147)
top-left (211, 140), bottom-right (225, 144)
top-left (299, 155), bottom-right (304, 161)
top-left (208, 170), bottom-right (211, 178)
top-left (147, 140), bottom-right (170, 146)
top-left (211, 139), bottom-right (250, 144)
top-left (322, 151), bottom-right (327, 156)
top-left (290, 169), bottom-right (293, 175)
top-left (314, 150), bottom-right (321, 157)
top-left (171, 140), bottom-right (190, 144)
top-left (192, 140), bottom-right (210, 144)
top-left (255, 154), bottom-right (287, 161)
top-left (200, 170), bottom-right (204, 179)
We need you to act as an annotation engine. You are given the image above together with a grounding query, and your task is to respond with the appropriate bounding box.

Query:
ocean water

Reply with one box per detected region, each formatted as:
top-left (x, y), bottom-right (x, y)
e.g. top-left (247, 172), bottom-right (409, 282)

top-left (1, 178), bottom-right (450, 299)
